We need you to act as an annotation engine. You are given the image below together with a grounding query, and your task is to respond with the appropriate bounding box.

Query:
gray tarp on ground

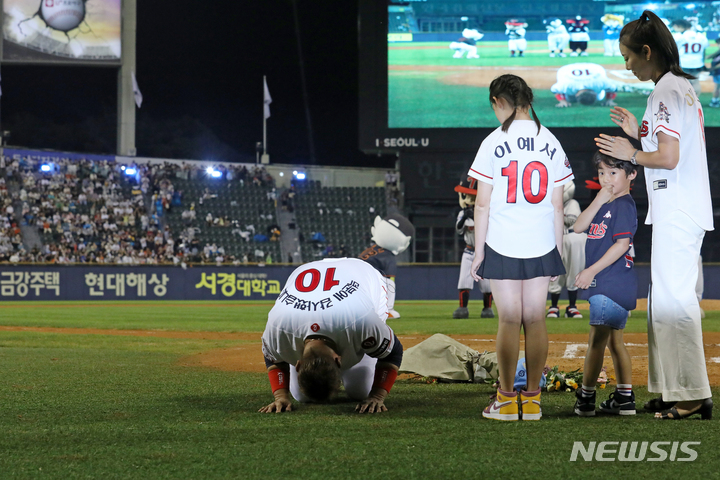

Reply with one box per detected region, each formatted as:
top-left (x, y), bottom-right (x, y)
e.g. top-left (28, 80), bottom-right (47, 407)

top-left (399, 333), bottom-right (498, 382)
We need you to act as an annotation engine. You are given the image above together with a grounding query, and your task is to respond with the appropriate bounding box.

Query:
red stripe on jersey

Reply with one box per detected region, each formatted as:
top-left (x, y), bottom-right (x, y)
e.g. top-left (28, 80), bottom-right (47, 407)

top-left (653, 124), bottom-right (681, 139)
top-left (470, 168), bottom-right (492, 180)
top-left (613, 232), bottom-right (631, 237)
top-left (554, 172), bottom-right (574, 183)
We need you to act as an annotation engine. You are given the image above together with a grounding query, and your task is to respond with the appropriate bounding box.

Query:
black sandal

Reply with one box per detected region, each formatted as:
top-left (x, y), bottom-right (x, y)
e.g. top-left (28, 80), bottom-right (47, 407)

top-left (656, 398), bottom-right (713, 420)
top-left (644, 397), bottom-right (676, 412)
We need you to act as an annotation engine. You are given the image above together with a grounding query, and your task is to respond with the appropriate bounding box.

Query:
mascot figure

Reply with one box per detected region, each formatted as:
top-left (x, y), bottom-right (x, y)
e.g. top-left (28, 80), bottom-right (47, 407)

top-left (359, 213), bottom-right (415, 319)
top-left (545, 18), bottom-right (570, 57)
top-left (567, 16), bottom-right (590, 56)
top-left (601, 14), bottom-right (624, 56)
top-left (449, 28), bottom-right (484, 59)
top-left (505, 19), bottom-right (528, 57)
top-left (547, 181), bottom-right (586, 318)
top-left (453, 175), bottom-right (493, 319)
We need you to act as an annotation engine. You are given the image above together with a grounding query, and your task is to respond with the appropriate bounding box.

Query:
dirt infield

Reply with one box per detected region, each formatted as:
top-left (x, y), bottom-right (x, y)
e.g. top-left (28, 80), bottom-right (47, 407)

top-left (175, 299), bottom-right (720, 385)
top-left (175, 331), bottom-right (720, 387)
top-left (390, 63), bottom-right (716, 93)
top-left (5, 298), bottom-right (720, 386)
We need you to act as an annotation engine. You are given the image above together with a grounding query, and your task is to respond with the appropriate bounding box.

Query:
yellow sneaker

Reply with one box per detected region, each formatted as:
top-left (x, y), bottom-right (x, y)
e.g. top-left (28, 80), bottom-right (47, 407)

top-left (482, 389), bottom-right (519, 421)
top-left (520, 389), bottom-right (542, 420)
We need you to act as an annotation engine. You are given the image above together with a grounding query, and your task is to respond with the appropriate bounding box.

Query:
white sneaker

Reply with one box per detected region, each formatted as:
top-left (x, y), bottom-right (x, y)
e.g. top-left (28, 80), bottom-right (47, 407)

top-left (388, 309), bottom-right (401, 319)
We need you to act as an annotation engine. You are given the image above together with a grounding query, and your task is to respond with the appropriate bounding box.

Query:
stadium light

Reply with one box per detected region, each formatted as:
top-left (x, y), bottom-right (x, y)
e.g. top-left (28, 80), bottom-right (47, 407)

top-left (293, 170), bottom-right (306, 180)
top-left (206, 167), bottom-right (222, 178)
top-left (125, 167), bottom-right (137, 175)
top-left (40, 164), bottom-right (52, 172)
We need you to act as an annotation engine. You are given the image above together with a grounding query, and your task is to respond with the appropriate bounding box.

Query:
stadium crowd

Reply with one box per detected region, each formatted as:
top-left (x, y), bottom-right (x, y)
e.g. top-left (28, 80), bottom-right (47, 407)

top-left (0, 155), bottom-right (275, 264)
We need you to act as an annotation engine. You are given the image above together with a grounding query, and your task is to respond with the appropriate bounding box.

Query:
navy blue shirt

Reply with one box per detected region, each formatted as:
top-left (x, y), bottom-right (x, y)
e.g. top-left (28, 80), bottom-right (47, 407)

top-left (358, 244), bottom-right (397, 277)
top-left (580, 194), bottom-right (638, 311)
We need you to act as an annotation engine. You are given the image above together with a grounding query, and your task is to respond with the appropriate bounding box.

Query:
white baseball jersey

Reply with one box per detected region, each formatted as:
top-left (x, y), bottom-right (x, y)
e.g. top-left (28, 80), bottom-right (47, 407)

top-left (640, 73), bottom-right (713, 231)
top-left (468, 120), bottom-right (574, 258)
top-left (551, 63), bottom-right (617, 99)
top-left (546, 24), bottom-right (568, 36)
top-left (674, 30), bottom-right (708, 69)
top-left (262, 258), bottom-right (395, 371)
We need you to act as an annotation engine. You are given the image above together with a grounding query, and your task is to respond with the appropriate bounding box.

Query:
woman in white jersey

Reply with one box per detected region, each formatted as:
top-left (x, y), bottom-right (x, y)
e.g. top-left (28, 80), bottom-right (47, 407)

top-left (595, 10), bottom-right (713, 420)
top-left (469, 74), bottom-right (573, 421)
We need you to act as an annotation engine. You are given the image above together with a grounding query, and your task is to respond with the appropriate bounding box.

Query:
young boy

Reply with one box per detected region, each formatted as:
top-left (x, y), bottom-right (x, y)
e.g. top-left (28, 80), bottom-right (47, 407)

top-left (572, 152), bottom-right (638, 416)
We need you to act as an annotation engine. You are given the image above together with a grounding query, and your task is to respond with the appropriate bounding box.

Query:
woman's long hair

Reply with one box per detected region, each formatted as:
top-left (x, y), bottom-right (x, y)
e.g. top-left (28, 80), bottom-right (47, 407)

top-left (620, 10), bottom-right (694, 80)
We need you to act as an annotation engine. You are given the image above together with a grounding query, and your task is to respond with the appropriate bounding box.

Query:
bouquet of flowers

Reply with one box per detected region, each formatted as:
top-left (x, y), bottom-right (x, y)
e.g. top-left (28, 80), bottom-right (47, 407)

top-left (545, 365), bottom-right (610, 392)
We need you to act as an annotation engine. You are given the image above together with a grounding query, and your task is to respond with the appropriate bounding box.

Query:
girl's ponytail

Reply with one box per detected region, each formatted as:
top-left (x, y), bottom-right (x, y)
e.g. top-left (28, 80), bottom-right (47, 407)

top-left (489, 74), bottom-right (541, 134)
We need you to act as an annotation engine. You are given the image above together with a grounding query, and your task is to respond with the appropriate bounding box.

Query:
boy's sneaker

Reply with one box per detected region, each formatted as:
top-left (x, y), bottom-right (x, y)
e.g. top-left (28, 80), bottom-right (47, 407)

top-left (574, 389), bottom-right (596, 417)
top-left (547, 306), bottom-right (560, 318)
top-left (600, 390), bottom-right (636, 415)
top-left (565, 306), bottom-right (583, 318)
top-left (482, 389), bottom-right (519, 421)
top-left (520, 389), bottom-right (542, 420)
top-left (709, 99), bottom-right (720, 108)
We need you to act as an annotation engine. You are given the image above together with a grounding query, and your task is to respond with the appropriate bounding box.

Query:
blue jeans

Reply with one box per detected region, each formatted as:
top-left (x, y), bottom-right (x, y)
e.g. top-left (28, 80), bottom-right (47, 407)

top-left (588, 295), bottom-right (629, 330)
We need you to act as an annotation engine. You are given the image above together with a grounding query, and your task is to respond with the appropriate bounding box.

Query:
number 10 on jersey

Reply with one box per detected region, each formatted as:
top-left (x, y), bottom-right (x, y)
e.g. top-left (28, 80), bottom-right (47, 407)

top-left (501, 161), bottom-right (548, 204)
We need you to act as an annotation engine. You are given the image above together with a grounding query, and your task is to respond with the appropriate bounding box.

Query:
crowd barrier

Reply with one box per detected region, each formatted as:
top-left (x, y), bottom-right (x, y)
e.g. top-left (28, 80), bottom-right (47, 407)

top-left (3, 264), bottom-right (716, 301)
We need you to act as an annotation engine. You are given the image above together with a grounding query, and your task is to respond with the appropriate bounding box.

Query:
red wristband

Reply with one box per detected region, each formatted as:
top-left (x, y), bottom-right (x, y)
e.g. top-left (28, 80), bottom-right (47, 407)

top-left (268, 367), bottom-right (290, 393)
top-left (555, 93), bottom-right (566, 101)
top-left (372, 367), bottom-right (398, 393)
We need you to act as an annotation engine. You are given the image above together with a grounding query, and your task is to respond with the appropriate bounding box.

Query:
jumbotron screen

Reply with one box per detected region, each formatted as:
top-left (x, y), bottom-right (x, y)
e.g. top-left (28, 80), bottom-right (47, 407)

top-left (387, 0), bottom-right (720, 129)
top-left (2, 0), bottom-right (121, 64)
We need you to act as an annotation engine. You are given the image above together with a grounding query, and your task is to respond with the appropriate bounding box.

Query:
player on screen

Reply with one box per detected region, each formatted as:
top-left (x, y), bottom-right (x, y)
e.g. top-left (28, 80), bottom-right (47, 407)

top-left (259, 258), bottom-right (403, 414)
top-left (449, 28), bottom-right (484, 59)
top-left (551, 63), bottom-right (619, 108)
top-left (505, 19), bottom-right (528, 57)
top-left (545, 18), bottom-right (570, 57)
top-left (707, 37), bottom-right (720, 108)
top-left (671, 19), bottom-right (708, 96)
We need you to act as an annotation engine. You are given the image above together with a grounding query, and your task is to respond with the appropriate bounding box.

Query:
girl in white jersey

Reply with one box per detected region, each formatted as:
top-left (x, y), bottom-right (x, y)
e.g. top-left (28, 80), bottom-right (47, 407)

top-left (469, 74), bottom-right (572, 421)
top-left (595, 10), bottom-right (713, 420)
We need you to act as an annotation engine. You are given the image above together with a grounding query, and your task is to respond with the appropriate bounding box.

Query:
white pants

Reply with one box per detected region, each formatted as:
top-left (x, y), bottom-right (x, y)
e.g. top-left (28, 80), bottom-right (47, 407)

top-left (508, 39), bottom-right (527, 52)
top-left (696, 254), bottom-right (704, 303)
top-left (289, 354), bottom-right (378, 402)
top-left (459, 248), bottom-right (491, 293)
top-left (647, 211), bottom-right (710, 401)
top-left (449, 42), bottom-right (478, 58)
top-left (549, 232), bottom-right (586, 294)
top-left (548, 34), bottom-right (569, 51)
top-left (603, 38), bottom-right (620, 56)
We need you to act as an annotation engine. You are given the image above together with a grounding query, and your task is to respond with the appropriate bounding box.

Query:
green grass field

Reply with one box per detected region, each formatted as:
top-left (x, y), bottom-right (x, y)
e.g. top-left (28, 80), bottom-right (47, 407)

top-left (1, 300), bottom-right (718, 478)
top-left (388, 40), bottom-right (720, 128)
